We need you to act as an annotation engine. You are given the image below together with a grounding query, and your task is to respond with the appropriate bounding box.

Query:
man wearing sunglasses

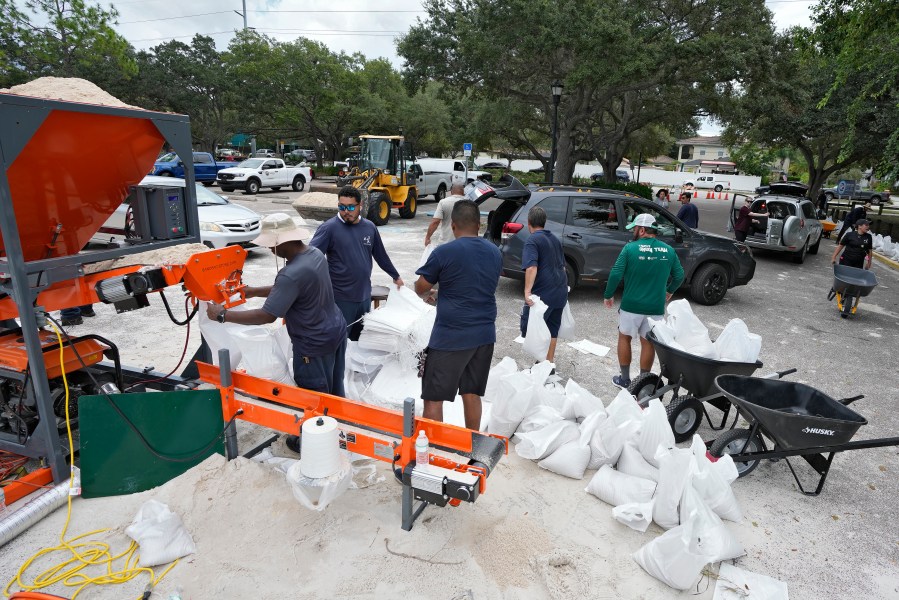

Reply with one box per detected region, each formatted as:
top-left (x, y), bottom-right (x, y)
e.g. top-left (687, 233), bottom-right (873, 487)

top-left (310, 186), bottom-right (404, 341)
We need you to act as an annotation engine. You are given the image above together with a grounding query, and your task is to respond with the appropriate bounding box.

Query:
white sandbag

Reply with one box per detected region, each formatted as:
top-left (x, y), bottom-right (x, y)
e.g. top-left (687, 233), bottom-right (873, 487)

top-left (690, 436), bottom-right (742, 522)
top-left (679, 485), bottom-right (744, 561)
top-left (527, 360), bottom-right (555, 386)
top-left (198, 304), bottom-right (247, 370)
top-left (538, 440), bottom-right (591, 479)
top-left (516, 420), bottom-right (579, 460)
top-left (711, 453), bottom-right (739, 485)
top-left (872, 233), bottom-right (883, 251)
top-left (484, 356), bottom-right (518, 403)
top-left (648, 318), bottom-right (678, 348)
top-left (418, 243), bottom-right (434, 268)
top-left (286, 454), bottom-right (352, 511)
top-left (633, 516), bottom-right (709, 591)
top-left (517, 405), bottom-right (564, 435)
top-left (652, 446), bottom-right (695, 530)
top-left (487, 371), bottom-right (535, 437)
top-left (713, 318), bottom-right (762, 363)
top-left (666, 299), bottom-right (716, 359)
top-left (522, 295), bottom-right (552, 360)
top-left (587, 418), bottom-right (640, 469)
top-left (557, 302), bottom-right (576, 340)
top-left (637, 398), bottom-right (675, 467)
top-left (234, 326), bottom-right (294, 384)
top-left (714, 563), bottom-right (790, 600)
top-left (368, 359), bottom-right (421, 409)
top-left (612, 499), bottom-right (655, 533)
top-left (534, 381), bottom-right (568, 414)
top-left (564, 379), bottom-right (606, 421)
top-left (617, 441), bottom-right (660, 482)
top-left (606, 388), bottom-right (644, 426)
top-left (586, 465), bottom-right (656, 506)
top-left (125, 500), bottom-right (197, 568)
top-left (273, 325), bottom-right (294, 378)
top-left (578, 409), bottom-right (607, 446)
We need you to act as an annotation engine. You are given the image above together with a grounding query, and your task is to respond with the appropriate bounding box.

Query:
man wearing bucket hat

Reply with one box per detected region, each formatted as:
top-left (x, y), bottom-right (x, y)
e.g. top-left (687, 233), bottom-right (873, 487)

top-left (836, 201), bottom-right (871, 242)
top-left (206, 213), bottom-right (347, 399)
top-left (603, 213), bottom-right (684, 388)
top-left (310, 186), bottom-right (403, 342)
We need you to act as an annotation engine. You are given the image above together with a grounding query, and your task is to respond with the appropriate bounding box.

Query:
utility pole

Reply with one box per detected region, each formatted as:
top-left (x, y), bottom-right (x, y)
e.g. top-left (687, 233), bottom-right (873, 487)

top-left (234, 0), bottom-right (248, 29)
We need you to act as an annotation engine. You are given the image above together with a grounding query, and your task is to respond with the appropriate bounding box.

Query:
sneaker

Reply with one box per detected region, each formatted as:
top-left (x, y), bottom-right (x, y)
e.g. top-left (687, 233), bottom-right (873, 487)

top-left (284, 434), bottom-right (301, 455)
top-left (612, 375), bottom-right (631, 388)
top-left (60, 316), bottom-right (83, 327)
top-left (80, 307), bottom-right (96, 317)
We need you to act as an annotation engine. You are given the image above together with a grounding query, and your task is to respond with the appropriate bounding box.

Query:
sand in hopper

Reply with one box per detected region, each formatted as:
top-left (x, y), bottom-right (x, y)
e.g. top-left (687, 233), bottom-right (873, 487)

top-left (0, 76), bottom-right (141, 109)
top-left (83, 243), bottom-right (215, 275)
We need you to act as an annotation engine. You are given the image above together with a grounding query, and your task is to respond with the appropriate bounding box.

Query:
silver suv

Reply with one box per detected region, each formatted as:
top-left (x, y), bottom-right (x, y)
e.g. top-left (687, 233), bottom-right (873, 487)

top-left (729, 193), bottom-right (823, 264)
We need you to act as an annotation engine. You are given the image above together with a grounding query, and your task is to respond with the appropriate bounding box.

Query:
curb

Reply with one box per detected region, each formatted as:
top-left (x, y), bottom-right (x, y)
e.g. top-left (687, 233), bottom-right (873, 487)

top-left (272, 198), bottom-right (294, 205)
top-left (873, 252), bottom-right (899, 270)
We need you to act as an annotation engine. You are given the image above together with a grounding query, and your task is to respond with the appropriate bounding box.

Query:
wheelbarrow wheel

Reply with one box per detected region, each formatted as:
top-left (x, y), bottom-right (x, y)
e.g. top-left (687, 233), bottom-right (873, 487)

top-left (666, 395), bottom-right (703, 443)
top-left (709, 428), bottom-right (764, 478)
top-left (627, 373), bottom-right (662, 403)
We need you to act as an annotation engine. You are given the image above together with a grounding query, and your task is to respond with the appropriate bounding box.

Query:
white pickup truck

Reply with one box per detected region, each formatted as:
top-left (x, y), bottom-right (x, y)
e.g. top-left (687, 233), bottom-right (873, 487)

top-left (217, 158), bottom-right (314, 194)
top-left (414, 158), bottom-right (492, 200)
top-left (685, 175), bottom-right (731, 192)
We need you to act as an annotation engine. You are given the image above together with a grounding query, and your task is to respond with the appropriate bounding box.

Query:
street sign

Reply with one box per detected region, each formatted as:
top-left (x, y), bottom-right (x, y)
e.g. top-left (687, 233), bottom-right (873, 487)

top-left (837, 180), bottom-right (856, 196)
top-left (463, 142), bottom-right (472, 157)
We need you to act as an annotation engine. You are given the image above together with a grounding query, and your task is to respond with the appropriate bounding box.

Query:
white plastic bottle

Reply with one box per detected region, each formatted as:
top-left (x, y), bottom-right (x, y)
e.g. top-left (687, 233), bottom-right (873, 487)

top-left (415, 430), bottom-right (429, 469)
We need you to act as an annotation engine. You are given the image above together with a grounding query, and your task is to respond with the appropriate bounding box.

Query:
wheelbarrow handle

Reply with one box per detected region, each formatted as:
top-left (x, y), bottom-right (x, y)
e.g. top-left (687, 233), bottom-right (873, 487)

top-left (776, 368), bottom-right (798, 378)
top-left (838, 394), bottom-right (864, 406)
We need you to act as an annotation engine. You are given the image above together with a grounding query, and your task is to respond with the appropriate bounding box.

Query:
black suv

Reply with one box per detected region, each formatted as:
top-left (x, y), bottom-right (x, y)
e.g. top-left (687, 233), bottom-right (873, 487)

top-left (481, 177), bottom-right (756, 305)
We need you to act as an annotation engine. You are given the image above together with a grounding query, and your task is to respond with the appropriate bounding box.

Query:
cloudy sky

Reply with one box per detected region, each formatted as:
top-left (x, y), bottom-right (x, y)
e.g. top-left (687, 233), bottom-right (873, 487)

top-left (107, 0), bottom-right (818, 134)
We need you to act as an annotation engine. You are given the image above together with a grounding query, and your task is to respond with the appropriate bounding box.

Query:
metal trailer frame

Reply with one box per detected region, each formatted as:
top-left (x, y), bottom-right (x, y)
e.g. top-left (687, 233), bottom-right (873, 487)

top-left (0, 94), bottom-right (201, 483)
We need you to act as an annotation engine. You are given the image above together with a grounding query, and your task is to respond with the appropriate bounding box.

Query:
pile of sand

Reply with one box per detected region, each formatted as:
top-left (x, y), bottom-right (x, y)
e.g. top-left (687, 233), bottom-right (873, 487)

top-left (83, 243), bottom-right (214, 274)
top-left (292, 192), bottom-right (341, 208)
top-left (0, 77), bottom-right (140, 109)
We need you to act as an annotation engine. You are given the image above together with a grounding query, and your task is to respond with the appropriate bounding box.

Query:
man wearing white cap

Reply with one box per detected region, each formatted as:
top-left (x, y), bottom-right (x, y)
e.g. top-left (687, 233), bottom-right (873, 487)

top-left (603, 213), bottom-right (684, 388)
top-left (206, 213), bottom-right (347, 398)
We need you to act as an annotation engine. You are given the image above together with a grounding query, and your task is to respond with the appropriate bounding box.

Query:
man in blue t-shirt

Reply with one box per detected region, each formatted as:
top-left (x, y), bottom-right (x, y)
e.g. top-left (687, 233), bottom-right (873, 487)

top-left (415, 200), bottom-right (502, 430)
top-left (206, 213), bottom-right (347, 398)
top-left (520, 206), bottom-right (568, 364)
top-left (676, 193), bottom-right (699, 228)
top-left (310, 186), bottom-right (403, 341)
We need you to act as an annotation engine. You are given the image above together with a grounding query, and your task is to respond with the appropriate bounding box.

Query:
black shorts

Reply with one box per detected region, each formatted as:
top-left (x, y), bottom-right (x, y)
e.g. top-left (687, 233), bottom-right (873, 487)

top-left (421, 344), bottom-right (494, 402)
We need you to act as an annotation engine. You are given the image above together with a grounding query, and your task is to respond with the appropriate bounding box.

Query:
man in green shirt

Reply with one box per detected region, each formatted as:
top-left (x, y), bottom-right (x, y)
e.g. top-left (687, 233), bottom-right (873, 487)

top-left (603, 213), bottom-right (684, 387)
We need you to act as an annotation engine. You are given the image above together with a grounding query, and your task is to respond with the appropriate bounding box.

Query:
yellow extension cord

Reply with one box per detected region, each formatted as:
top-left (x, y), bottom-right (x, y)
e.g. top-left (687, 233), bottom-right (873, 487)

top-left (3, 324), bottom-right (178, 599)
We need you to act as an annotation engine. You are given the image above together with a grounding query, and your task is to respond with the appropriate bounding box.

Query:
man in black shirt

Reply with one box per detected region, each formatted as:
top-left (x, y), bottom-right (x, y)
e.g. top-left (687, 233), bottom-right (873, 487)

top-left (836, 202), bottom-right (871, 242)
top-left (831, 218), bottom-right (873, 269)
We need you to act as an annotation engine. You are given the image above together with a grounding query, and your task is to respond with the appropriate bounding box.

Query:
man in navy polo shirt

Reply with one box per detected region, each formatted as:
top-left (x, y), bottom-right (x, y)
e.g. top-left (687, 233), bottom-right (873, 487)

top-left (310, 186), bottom-right (403, 341)
top-left (415, 200), bottom-right (502, 430)
top-left (520, 206), bottom-right (568, 364)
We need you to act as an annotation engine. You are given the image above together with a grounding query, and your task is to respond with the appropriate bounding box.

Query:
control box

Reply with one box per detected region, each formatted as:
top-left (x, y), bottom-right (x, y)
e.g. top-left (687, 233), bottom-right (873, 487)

top-left (129, 185), bottom-right (189, 242)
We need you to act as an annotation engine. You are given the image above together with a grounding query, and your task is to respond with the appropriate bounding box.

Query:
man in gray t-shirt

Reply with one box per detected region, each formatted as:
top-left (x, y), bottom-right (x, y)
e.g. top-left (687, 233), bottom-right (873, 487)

top-left (206, 213), bottom-right (347, 396)
top-left (424, 182), bottom-right (466, 248)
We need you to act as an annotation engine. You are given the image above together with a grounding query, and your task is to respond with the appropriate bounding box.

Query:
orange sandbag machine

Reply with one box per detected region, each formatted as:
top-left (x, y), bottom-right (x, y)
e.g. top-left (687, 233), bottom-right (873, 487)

top-left (0, 93), bottom-right (246, 488)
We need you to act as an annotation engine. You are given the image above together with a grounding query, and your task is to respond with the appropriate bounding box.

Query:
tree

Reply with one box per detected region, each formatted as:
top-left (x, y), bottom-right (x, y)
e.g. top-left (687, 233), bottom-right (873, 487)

top-left (727, 142), bottom-right (777, 177)
top-left (0, 0), bottom-right (135, 89)
top-left (398, 0), bottom-right (776, 183)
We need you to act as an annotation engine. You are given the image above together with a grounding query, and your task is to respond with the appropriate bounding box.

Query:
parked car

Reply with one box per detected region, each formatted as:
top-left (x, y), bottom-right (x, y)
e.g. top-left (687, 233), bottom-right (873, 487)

top-left (89, 176), bottom-right (262, 249)
top-left (479, 160), bottom-right (508, 169)
top-left (685, 175), bottom-right (730, 192)
top-left (728, 193), bottom-right (823, 264)
top-left (151, 152), bottom-right (229, 185)
top-left (253, 149), bottom-right (277, 157)
top-left (590, 169), bottom-right (631, 183)
top-left (821, 184), bottom-right (890, 205)
top-left (416, 158), bottom-right (492, 192)
top-left (287, 148), bottom-right (317, 163)
top-left (755, 182), bottom-right (808, 197)
top-left (217, 158), bottom-right (314, 194)
top-left (483, 176), bottom-right (756, 305)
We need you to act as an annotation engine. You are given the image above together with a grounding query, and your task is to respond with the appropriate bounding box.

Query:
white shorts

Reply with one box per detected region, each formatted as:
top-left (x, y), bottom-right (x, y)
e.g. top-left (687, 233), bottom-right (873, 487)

top-left (618, 309), bottom-right (662, 339)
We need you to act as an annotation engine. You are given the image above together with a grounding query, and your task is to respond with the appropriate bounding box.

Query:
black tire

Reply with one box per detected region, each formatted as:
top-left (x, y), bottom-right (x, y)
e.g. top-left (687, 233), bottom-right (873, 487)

top-left (435, 184), bottom-right (447, 201)
top-left (666, 395), bottom-right (703, 443)
top-left (367, 192), bottom-right (390, 226)
top-left (271, 186), bottom-right (281, 191)
top-left (714, 184), bottom-right (723, 193)
top-left (221, 186), bottom-right (234, 192)
top-left (245, 179), bottom-right (260, 195)
top-left (824, 192), bottom-right (835, 203)
top-left (627, 372), bottom-right (662, 404)
top-left (202, 181), bottom-right (214, 187)
top-left (709, 428), bottom-right (764, 477)
top-left (158, 171), bottom-right (172, 177)
top-left (870, 195), bottom-right (881, 205)
top-left (399, 190), bottom-right (417, 219)
top-left (792, 238), bottom-right (808, 264)
top-left (809, 234), bottom-right (821, 254)
top-left (291, 176), bottom-right (306, 192)
top-left (690, 263), bottom-right (729, 306)
top-left (564, 261), bottom-right (577, 289)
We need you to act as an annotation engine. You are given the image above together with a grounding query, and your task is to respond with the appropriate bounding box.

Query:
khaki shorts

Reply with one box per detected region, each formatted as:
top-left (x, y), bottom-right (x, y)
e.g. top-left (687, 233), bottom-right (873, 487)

top-left (618, 309), bottom-right (662, 339)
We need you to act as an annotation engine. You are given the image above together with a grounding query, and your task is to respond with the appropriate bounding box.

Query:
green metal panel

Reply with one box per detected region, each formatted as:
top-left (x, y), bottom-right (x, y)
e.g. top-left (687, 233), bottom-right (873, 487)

top-left (78, 390), bottom-right (224, 498)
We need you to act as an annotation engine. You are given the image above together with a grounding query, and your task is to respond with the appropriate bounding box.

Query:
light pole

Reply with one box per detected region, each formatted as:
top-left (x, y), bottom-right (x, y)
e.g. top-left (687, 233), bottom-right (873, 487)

top-left (234, 0), bottom-right (248, 30)
top-left (548, 81), bottom-right (564, 183)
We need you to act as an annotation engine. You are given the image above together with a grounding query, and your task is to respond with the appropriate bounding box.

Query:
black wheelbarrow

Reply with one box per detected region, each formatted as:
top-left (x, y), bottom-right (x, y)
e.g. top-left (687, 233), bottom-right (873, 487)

top-left (627, 331), bottom-right (796, 443)
top-left (827, 264), bottom-right (878, 318)
top-left (709, 374), bottom-right (899, 496)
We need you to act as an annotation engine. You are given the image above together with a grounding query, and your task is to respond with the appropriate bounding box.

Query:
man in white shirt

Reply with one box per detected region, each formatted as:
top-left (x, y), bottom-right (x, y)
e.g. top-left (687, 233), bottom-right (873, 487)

top-left (424, 181), bottom-right (467, 247)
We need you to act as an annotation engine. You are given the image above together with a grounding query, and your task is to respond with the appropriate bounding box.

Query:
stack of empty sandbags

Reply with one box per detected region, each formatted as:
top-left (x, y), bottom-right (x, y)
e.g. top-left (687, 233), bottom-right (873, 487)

top-left (649, 299), bottom-right (762, 363)
top-left (578, 396), bottom-right (745, 591)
